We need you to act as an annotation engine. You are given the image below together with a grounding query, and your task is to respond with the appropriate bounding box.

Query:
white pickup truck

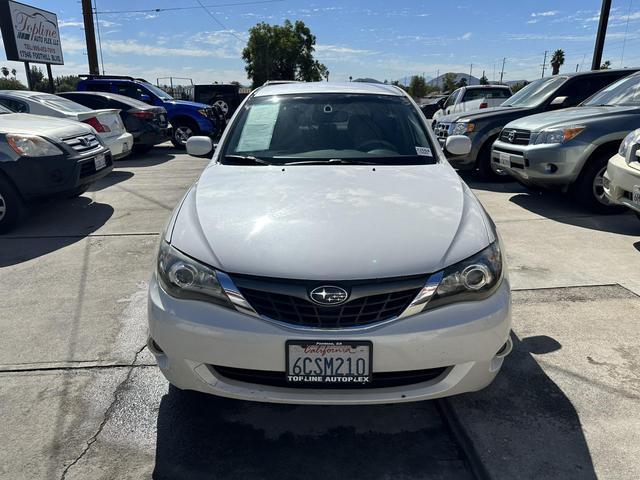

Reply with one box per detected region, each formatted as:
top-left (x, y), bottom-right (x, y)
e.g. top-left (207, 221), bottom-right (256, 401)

top-left (432, 85), bottom-right (512, 120)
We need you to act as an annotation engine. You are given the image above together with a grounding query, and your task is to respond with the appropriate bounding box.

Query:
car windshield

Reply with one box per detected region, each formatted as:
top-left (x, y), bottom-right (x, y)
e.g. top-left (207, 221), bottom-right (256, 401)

top-left (142, 82), bottom-right (174, 100)
top-left (583, 74), bottom-right (640, 106)
top-left (502, 77), bottom-right (567, 107)
top-left (223, 93), bottom-right (436, 165)
top-left (34, 94), bottom-right (92, 112)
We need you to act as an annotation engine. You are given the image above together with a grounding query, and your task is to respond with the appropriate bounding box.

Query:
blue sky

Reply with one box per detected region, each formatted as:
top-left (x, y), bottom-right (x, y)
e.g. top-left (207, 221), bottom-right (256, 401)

top-left (2, 0), bottom-right (640, 86)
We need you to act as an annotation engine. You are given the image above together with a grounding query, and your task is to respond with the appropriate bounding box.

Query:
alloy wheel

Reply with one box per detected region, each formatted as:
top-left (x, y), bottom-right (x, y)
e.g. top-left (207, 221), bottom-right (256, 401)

top-left (592, 165), bottom-right (612, 206)
top-left (0, 191), bottom-right (6, 222)
top-left (174, 126), bottom-right (193, 145)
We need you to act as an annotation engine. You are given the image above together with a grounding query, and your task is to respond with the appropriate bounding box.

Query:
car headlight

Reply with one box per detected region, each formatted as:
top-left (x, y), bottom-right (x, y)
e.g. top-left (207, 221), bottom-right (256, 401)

top-left (533, 126), bottom-right (585, 145)
top-left (424, 241), bottom-right (503, 311)
top-left (157, 241), bottom-right (233, 308)
top-left (6, 134), bottom-right (63, 157)
top-left (452, 122), bottom-right (475, 135)
top-left (618, 129), bottom-right (640, 161)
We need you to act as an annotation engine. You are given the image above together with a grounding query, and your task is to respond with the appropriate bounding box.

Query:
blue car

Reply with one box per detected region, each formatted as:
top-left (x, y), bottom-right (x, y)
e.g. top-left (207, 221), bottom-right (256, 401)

top-left (77, 75), bottom-right (219, 148)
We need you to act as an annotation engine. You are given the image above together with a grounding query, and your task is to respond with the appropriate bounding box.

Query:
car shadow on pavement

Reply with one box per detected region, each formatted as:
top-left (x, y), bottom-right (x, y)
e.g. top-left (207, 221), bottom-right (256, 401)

top-left (446, 332), bottom-right (597, 480)
top-left (89, 170), bottom-right (135, 192)
top-left (458, 172), bottom-right (525, 194)
top-left (0, 196), bottom-right (113, 267)
top-left (116, 145), bottom-right (181, 168)
top-left (152, 387), bottom-right (474, 480)
top-left (509, 192), bottom-right (640, 235)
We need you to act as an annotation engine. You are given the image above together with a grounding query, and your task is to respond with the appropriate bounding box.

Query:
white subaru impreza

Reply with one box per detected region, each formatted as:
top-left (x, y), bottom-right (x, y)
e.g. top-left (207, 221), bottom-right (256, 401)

top-left (147, 81), bottom-right (512, 404)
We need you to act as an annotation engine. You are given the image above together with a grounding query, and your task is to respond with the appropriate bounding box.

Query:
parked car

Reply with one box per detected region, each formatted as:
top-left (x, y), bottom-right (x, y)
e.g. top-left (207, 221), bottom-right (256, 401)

top-left (58, 91), bottom-right (171, 153)
top-left (432, 85), bottom-right (512, 120)
top-left (604, 129), bottom-right (640, 219)
top-left (77, 75), bottom-right (220, 148)
top-left (493, 71), bottom-right (640, 213)
top-left (434, 69), bottom-right (639, 179)
top-left (0, 103), bottom-right (113, 232)
top-left (0, 90), bottom-right (133, 160)
top-left (147, 81), bottom-right (512, 404)
top-left (419, 95), bottom-right (447, 119)
top-left (193, 83), bottom-right (250, 119)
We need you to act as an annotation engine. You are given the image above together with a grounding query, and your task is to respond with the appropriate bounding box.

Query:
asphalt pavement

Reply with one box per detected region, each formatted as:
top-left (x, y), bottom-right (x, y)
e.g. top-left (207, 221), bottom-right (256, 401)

top-left (0, 146), bottom-right (639, 479)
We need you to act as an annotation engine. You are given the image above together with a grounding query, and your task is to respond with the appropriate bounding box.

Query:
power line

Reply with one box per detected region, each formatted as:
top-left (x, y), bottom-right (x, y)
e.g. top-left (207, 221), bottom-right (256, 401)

top-left (94, 0), bottom-right (283, 15)
top-left (93, 0), bottom-right (105, 74)
top-left (194, 0), bottom-right (245, 41)
top-left (620, 0), bottom-right (634, 66)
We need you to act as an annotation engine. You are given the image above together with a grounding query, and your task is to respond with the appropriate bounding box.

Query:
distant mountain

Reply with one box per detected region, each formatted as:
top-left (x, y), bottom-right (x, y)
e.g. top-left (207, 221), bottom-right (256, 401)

top-left (353, 77), bottom-right (384, 84)
top-left (428, 73), bottom-right (480, 87)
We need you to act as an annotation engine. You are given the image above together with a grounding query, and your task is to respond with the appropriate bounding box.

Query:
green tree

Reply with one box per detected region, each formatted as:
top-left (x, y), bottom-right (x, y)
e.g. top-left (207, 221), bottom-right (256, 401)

top-left (456, 77), bottom-right (468, 88)
top-left (408, 75), bottom-right (428, 98)
top-left (54, 75), bottom-right (80, 92)
top-left (442, 72), bottom-right (457, 92)
top-left (601, 60), bottom-right (611, 70)
top-left (479, 74), bottom-right (489, 85)
top-left (551, 49), bottom-right (565, 75)
top-left (29, 66), bottom-right (49, 92)
top-left (510, 80), bottom-right (529, 93)
top-left (1, 66), bottom-right (9, 78)
top-left (0, 78), bottom-right (26, 90)
top-left (11, 68), bottom-right (17, 79)
top-left (242, 20), bottom-right (328, 88)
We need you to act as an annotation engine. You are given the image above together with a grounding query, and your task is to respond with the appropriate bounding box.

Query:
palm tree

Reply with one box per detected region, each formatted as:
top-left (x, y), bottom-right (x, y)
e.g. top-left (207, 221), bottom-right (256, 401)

top-left (1, 67), bottom-right (9, 78)
top-left (551, 49), bottom-right (565, 75)
top-left (11, 68), bottom-right (17, 79)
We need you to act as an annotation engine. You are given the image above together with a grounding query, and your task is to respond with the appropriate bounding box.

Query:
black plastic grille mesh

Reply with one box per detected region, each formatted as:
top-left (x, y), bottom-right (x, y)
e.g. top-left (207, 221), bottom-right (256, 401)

top-left (239, 287), bottom-right (420, 328)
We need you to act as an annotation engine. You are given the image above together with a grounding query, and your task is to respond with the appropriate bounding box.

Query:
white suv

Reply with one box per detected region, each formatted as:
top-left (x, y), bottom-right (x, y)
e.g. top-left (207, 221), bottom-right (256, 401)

top-left (147, 81), bottom-right (512, 404)
top-left (604, 129), bottom-right (640, 219)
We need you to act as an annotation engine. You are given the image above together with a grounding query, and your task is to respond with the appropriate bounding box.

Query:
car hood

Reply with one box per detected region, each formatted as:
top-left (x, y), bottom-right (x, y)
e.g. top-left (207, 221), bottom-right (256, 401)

top-left (170, 164), bottom-right (493, 280)
top-left (166, 99), bottom-right (210, 109)
top-left (0, 113), bottom-right (93, 138)
top-left (505, 105), bottom-right (640, 130)
top-left (437, 105), bottom-right (531, 124)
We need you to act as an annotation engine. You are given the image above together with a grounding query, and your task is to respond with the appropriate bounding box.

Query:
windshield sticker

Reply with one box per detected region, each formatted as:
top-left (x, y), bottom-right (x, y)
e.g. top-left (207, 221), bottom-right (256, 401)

top-left (236, 103), bottom-right (280, 152)
top-left (416, 146), bottom-right (432, 156)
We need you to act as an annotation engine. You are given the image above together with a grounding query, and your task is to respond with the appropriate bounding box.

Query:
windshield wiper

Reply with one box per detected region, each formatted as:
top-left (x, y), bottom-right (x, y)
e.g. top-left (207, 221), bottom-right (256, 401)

top-left (284, 158), bottom-right (378, 165)
top-left (224, 154), bottom-right (273, 165)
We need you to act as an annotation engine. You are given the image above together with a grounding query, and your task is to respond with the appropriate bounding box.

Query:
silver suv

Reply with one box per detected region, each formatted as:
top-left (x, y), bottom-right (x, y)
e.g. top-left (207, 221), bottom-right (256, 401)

top-left (492, 71), bottom-right (640, 213)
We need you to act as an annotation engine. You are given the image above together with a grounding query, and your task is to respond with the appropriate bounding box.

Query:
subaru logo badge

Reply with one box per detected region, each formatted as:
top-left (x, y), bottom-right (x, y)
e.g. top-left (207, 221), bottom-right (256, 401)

top-left (507, 130), bottom-right (516, 143)
top-left (309, 286), bottom-right (349, 306)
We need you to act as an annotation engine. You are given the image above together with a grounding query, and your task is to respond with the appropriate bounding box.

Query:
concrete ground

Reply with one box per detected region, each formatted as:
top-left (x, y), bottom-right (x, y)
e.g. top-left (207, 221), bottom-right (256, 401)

top-left (0, 147), bottom-right (639, 479)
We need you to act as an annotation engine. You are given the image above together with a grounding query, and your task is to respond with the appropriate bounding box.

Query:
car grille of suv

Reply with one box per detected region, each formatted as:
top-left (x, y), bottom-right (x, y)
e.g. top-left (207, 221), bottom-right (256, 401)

top-left (63, 133), bottom-right (101, 154)
top-left (434, 122), bottom-right (451, 139)
top-left (499, 128), bottom-right (531, 145)
top-left (211, 365), bottom-right (448, 389)
top-left (236, 281), bottom-right (422, 328)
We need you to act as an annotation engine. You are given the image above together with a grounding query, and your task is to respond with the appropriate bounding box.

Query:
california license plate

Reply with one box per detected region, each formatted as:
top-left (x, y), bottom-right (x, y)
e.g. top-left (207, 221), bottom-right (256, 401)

top-left (633, 186), bottom-right (640, 205)
top-left (123, 142), bottom-right (129, 152)
top-left (499, 152), bottom-right (510, 167)
top-left (94, 153), bottom-right (107, 170)
top-left (286, 340), bottom-right (372, 385)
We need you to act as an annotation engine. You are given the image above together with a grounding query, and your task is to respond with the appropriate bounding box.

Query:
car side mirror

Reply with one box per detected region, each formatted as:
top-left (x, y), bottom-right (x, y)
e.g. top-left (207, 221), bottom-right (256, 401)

top-left (549, 96), bottom-right (569, 108)
top-left (186, 136), bottom-right (214, 157)
top-left (445, 135), bottom-right (472, 156)
top-left (139, 93), bottom-right (152, 104)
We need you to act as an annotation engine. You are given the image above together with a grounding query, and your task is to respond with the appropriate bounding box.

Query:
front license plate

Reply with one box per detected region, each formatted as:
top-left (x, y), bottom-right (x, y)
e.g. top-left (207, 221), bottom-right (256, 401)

top-left (123, 142), bottom-right (130, 152)
top-left (499, 152), bottom-right (510, 167)
top-left (94, 153), bottom-right (107, 171)
top-left (286, 340), bottom-right (372, 385)
top-left (633, 185), bottom-right (640, 205)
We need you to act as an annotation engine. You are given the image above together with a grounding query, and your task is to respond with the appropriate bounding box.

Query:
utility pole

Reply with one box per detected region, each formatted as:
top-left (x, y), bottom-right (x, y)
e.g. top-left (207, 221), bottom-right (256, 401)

top-left (576, 64), bottom-right (579, 72)
top-left (499, 58), bottom-right (506, 83)
top-left (469, 63), bottom-right (473, 79)
top-left (481, 69), bottom-right (486, 84)
top-left (82, 0), bottom-right (100, 75)
top-left (592, 0), bottom-right (612, 70)
top-left (541, 51), bottom-right (548, 78)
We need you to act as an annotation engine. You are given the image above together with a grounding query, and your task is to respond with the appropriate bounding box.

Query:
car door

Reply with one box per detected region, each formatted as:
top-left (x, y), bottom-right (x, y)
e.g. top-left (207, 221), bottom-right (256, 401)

top-left (443, 89), bottom-right (461, 115)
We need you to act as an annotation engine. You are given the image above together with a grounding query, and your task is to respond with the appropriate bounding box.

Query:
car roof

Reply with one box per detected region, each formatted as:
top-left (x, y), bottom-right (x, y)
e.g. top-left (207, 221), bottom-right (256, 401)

top-left (0, 90), bottom-right (44, 99)
top-left (253, 81), bottom-right (405, 97)
top-left (464, 85), bottom-right (510, 89)
top-left (59, 90), bottom-right (150, 107)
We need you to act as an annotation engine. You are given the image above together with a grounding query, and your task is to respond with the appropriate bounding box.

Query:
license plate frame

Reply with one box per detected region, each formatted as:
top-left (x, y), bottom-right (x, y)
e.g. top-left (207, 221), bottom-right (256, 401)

top-left (499, 152), bottom-right (511, 168)
top-left (94, 153), bottom-right (107, 171)
top-left (285, 340), bottom-right (372, 385)
top-left (633, 185), bottom-right (640, 206)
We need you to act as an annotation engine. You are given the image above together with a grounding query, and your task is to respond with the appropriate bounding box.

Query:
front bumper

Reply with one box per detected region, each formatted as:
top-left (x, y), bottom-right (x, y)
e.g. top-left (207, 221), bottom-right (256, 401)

top-left (491, 139), bottom-right (584, 187)
top-left (103, 132), bottom-right (134, 160)
top-left (147, 273), bottom-right (512, 404)
top-left (134, 126), bottom-right (172, 146)
top-left (604, 153), bottom-right (640, 213)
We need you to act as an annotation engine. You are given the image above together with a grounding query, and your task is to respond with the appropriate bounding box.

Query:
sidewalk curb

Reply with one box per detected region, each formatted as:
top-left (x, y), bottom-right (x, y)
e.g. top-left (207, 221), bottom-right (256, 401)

top-left (437, 398), bottom-right (491, 480)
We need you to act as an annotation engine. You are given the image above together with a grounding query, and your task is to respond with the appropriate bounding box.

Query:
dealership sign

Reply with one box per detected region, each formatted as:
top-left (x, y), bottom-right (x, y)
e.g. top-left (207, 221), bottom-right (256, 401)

top-left (0, 0), bottom-right (64, 64)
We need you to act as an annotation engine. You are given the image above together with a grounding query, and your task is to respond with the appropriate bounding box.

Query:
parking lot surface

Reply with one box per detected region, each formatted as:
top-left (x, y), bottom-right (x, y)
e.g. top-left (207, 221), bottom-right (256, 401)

top-left (1, 145), bottom-right (639, 479)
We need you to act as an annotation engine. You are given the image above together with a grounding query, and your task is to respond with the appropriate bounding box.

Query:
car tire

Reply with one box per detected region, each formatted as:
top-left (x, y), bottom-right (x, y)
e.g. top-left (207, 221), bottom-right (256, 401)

top-left (572, 153), bottom-right (627, 214)
top-left (171, 120), bottom-right (199, 149)
top-left (0, 176), bottom-right (24, 233)
top-left (477, 139), bottom-right (512, 182)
